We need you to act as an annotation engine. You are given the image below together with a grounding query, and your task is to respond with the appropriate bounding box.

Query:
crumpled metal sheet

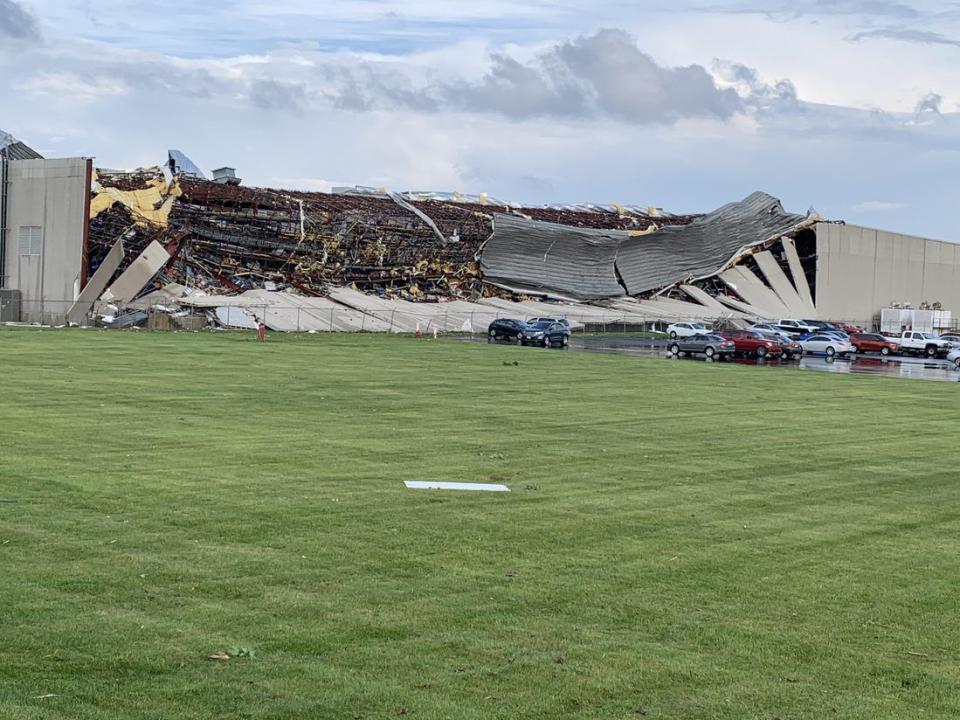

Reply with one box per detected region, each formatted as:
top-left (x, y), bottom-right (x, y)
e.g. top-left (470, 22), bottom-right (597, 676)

top-left (480, 193), bottom-right (806, 300)
top-left (480, 214), bottom-right (628, 300)
top-left (616, 192), bottom-right (806, 295)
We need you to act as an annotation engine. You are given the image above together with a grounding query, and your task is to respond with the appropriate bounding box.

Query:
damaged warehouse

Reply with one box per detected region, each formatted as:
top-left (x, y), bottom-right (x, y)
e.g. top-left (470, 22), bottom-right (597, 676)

top-left (1, 141), bottom-right (958, 332)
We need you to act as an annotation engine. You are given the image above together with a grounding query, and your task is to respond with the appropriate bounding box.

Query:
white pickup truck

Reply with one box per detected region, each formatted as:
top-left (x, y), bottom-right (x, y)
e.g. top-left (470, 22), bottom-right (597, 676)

top-left (776, 319), bottom-right (820, 336)
top-left (898, 331), bottom-right (951, 358)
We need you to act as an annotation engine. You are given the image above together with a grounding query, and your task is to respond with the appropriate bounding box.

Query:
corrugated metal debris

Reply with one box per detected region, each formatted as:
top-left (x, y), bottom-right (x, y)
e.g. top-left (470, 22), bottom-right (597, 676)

top-left (616, 192), bottom-right (808, 295)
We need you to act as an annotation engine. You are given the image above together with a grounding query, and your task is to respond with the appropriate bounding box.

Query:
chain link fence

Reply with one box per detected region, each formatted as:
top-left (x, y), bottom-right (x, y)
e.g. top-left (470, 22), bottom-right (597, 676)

top-left (2, 295), bottom-right (955, 337)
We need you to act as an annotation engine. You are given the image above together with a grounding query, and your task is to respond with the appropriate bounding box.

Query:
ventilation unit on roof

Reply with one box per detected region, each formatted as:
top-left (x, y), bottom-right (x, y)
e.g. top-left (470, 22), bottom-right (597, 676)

top-left (212, 167), bottom-right (241, 186)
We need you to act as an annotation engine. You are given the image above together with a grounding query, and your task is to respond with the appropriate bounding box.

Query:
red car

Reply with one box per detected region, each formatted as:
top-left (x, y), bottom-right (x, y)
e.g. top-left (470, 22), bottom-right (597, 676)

top-left (722, 330), bottom-right (783, 358)
top-left (850, 333), bottom-right (899, 356)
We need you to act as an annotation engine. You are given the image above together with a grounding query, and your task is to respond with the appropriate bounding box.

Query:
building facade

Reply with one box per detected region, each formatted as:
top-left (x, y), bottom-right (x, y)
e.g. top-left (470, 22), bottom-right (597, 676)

top-left (814, 222), bottom-right (960, 324)
top-left (1, 157), bottom-right (91, 324)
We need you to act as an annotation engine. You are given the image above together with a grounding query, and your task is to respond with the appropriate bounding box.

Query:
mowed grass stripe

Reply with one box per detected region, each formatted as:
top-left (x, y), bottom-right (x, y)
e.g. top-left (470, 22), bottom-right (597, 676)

top-left (1, 328), bottom-right (958, 719)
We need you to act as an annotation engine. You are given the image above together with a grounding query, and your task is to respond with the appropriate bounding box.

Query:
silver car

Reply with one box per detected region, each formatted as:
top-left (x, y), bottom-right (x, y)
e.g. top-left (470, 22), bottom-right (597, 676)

top-left (948, 347), bottom-right (960, 369)
top-left (668, 334), bottom-right (736, 359)
top-left (749, 323), bottom-right (792, 341)
top-left (799, 333), bottom-right (856, 357)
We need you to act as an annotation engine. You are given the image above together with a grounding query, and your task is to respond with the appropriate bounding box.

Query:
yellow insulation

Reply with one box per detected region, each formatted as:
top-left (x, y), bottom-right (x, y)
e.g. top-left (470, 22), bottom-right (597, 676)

top-left (89, 180), bottom-right (182, 226)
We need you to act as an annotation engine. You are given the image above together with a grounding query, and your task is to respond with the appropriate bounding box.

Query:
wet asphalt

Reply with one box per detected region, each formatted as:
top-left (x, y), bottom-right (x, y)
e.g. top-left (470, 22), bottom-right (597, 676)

top-left (464, 335), bottom-right (960, 384)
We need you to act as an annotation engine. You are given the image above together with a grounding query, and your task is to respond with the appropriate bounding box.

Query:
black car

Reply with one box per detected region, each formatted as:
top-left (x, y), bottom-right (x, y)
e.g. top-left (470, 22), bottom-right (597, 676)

top-left (527, 317), bottom-right (571, 329)
top-left (521, 320), bottom-right (571, 347)
top-left (668, 334), bottom-right (735, 359)
top-left (488, 318), bottom-right (527, 341)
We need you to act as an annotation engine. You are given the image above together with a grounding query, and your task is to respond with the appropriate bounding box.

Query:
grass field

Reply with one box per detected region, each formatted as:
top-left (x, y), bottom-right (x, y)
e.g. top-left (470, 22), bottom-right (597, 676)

top-left (1, 328), bottom-right (959, 719)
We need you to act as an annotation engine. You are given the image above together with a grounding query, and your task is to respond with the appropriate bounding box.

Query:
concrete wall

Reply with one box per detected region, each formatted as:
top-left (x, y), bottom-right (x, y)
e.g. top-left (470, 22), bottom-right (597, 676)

top-left (1, 158), bottom-right (90, 323)
top-left (816, 222), bottom-right (960, 323)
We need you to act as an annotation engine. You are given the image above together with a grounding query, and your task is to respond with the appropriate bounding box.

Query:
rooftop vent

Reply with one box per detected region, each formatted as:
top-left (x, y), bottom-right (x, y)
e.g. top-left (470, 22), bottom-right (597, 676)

top-left (212, 167), bottom-right (241, 186)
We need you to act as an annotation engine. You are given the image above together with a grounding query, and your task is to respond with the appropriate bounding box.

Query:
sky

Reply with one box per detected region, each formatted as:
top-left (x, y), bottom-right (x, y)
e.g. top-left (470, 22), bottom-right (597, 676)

top-left (1, 0), bottom-right (959, 239)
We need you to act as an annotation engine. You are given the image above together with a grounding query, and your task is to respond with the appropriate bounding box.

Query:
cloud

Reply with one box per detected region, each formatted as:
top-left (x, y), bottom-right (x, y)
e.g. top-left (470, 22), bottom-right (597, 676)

top-left (700, 0), bottom-right (921, 20)
top-left (18, 72), bottom-right (129, 103)
top-left (330, 29), bottom-right (743, 124)
top-left (0, 0), bottom-right (39, 40)
top-left (915, 92), bottom-right (943, 115)
top-left (248, 80), bottom-right (309, 112)
top-left (848, 28), bottom-right (960, 48)
top-left (712, 60), bottom-right (799, 112)
top-left (852, 200), bottom-right (905, 212)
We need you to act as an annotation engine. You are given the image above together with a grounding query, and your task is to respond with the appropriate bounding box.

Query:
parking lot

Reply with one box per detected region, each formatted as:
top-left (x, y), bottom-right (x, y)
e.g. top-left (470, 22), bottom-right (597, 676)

top-left (469, 335), bottom-right (960, 383)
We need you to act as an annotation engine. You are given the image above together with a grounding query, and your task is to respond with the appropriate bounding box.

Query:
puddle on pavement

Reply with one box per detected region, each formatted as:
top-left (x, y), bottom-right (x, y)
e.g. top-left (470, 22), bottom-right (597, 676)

top-left (461, 336), bottom-right (960, 383)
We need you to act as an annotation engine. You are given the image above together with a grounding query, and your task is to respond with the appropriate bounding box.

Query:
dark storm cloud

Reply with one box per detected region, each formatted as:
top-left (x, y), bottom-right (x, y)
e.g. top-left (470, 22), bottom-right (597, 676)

top-left (0, 0), bottom-right (40, 40)
top-left (331, 29), bottom-right (742, 125)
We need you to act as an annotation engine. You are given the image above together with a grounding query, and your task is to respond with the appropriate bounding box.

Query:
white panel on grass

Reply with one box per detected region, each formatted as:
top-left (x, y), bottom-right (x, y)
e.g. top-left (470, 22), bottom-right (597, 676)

top-left (404, 481), bottom-right (511, 492)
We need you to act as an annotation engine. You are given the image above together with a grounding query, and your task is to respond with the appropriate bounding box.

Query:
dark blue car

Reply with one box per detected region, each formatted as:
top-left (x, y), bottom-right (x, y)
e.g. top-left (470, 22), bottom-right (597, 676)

top-left (488, 319), bottom-right (570, 347)
top-left (520, 320), bottom-right (571, 348)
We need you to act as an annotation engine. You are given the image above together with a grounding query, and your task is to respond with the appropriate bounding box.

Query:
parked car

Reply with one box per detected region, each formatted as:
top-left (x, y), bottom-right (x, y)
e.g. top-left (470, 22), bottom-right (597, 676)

top-left (840, 324), bottom-right (865, 334)
top-left (822, 330), bottom-right (852, 341)
top-left (802, 319), bottom-right (840, 332)
top-left (948, 347), bottom-right (960, 369)
top-left (898, 331), bottom-right (951, 358)
top-left (488, 318), bottom-right (527, 341)
top-left (722, 330), bottom-right (783, 358)
top-left (777, 319), bottom-right (820, 336)
top-left (520, 320), bottom-right (571, 347)
top-left (667, 322), bottom-right (709, 339)
top-left (850, 332), bottom-right (899, 356)
top-left (798, 333), bottom-right (856, 357)
top-left (759, 331), bottom-right (803, 359)
top-left (668, 334), bottom-right (735, 359)
top-left (749, 323), bottom-right (793, 341)
top-left (938, 333), bottom-right (960, 348)
top-left (527, 317), bottom-right (571, 328)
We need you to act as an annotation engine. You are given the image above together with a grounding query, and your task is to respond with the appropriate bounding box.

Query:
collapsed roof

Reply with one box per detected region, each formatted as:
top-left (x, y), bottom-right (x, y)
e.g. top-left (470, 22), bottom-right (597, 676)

top-left (0, 129), bottom-right (43, 160)
top-left (87, 169), bottom-right (696, 302)
top-left (81, 160), bottom-right (823, 329)
top-left (481, 191), bottom-right (809, 300)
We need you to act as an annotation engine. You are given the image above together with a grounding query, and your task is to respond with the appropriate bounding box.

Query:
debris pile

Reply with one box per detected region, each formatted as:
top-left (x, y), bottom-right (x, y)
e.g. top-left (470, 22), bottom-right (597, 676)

top-left (87, 171), bottom-right (697, 305)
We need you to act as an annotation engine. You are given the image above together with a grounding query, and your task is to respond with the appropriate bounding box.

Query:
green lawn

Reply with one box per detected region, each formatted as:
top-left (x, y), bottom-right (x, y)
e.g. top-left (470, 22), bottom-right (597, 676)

top-left (1, 328), bottom-right (959, 719)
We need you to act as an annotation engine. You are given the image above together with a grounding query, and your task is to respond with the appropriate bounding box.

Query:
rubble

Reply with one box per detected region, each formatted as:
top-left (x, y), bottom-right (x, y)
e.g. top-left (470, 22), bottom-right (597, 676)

top-left (83, 164), bottom-right (820, 331)
top-left (87, 172), bottom-right (696, 303)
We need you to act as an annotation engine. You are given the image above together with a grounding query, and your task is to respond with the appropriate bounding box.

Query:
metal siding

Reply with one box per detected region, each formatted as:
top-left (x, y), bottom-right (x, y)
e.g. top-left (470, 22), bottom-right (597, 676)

top-left (782, 237), bottom-right (816, 311)
top-left (104, 241), bottom-right (171, 304)
top-left (66, 237), bottom-right (125, 326)
top-left (678, 284), bottom-right (747, 316)
top-left (481, 192), bottom-right (805, 300)
top-left (753, 250), bottom-right (811, 317)
top-left (616, 192), bottom-right (806, 295)
top-left (720, 267), bottom-right (785, 319)
top-left (481, 214), bottom-right (627, 300)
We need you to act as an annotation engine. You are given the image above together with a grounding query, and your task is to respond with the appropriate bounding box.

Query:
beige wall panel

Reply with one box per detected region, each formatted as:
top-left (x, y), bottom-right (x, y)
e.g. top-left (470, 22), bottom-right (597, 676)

top-left (720, 267), bottom-right (786, 318)
top-left (782, 237), bottom-right (816, 310)
top-left (817, 223), bottom-right (960, 325)
top-left (3, 158), bottom-right (88, 323)
top-left (754, 250), bottom-right (813, 317)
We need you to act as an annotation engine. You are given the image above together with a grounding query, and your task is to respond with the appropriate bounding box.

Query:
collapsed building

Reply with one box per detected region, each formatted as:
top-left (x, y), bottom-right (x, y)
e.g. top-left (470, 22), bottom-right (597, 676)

top-left (2, 141), bottom-right (958, 331)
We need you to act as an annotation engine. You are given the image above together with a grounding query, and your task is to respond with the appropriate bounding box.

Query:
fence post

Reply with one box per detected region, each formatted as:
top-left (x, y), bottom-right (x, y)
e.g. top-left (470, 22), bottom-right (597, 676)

top-left (297, 306), bottom-right (301, 332)
top-left (389, 309), bottom-right (395, 333)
